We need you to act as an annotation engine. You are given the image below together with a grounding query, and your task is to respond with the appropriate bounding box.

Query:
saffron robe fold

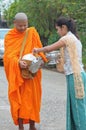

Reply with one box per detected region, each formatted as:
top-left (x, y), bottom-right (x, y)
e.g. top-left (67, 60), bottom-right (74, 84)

top-left (3, 27), bottom-right (47, 125)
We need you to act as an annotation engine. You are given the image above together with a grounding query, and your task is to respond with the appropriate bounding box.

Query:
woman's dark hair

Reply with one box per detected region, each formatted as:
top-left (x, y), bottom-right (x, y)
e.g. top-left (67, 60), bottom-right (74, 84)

top-left (55, 16), bottom-right (79, 38)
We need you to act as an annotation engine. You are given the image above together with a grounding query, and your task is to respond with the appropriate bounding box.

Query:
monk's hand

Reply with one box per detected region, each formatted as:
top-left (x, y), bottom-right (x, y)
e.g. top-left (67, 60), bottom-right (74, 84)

top-left (19, 60), bottom-right (28, 69)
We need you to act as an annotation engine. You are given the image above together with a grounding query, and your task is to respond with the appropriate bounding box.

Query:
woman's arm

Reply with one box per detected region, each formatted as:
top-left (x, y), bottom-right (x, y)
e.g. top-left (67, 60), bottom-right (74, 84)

top-left (33, 39), bottom-right (65, 53)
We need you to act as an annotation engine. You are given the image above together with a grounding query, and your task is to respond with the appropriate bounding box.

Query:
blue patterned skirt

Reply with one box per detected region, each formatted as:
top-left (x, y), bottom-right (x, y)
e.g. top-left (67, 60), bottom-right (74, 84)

top-left (66, 71), bottom-right (86, 130)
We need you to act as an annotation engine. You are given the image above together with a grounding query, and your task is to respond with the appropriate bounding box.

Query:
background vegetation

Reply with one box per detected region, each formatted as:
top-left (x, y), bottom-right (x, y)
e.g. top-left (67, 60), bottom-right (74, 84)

top-left (3, 0), bottom-right (86, 68)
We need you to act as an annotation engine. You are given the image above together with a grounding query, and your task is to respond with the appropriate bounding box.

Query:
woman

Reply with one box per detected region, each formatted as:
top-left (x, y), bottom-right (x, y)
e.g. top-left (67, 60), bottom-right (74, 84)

top-left (33, 17), bottom-right (86, 130)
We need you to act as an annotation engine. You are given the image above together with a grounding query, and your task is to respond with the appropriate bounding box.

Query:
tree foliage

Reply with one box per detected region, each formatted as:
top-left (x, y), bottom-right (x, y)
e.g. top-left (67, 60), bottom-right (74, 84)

top-left (3, 0), bottom-right (86, 45)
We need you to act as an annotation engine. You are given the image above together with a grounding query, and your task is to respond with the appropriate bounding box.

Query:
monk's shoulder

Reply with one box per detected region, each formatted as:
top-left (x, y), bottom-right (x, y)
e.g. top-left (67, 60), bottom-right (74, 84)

top-left (28, 27), bottom-right (35, 30)
top-left (5, 28), bottom-right (15, 35)
top-left (28, 27), bottom-right (38, 34)
top-left (5, 28), bottom-right (14, 39)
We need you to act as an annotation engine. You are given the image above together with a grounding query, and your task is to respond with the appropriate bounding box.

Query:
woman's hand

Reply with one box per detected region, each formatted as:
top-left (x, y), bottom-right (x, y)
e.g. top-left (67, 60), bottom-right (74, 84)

top-left (32, 48), bottom-right (39, 54)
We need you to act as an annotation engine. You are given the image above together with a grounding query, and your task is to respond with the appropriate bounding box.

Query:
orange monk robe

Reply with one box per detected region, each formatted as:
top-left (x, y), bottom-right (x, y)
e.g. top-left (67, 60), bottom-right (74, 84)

top-left (3, 27), bottom-right (48, 125)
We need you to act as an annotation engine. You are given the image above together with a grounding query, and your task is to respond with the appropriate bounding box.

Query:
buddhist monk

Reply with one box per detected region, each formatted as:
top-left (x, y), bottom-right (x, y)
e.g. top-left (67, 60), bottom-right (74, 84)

top-left (3, 12), bottom-right (47, 130)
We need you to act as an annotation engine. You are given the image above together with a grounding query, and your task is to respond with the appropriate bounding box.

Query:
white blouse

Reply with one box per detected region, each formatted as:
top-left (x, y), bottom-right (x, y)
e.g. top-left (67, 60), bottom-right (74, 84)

top-left (60, 31), bottom-right (84, 75)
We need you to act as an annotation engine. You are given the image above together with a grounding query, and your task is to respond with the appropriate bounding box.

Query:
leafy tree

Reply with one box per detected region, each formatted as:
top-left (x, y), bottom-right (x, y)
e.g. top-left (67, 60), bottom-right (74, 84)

top-left (3, 0), bottom-right (86, 45)
top-left (3, 0), bottom-right (86, 67)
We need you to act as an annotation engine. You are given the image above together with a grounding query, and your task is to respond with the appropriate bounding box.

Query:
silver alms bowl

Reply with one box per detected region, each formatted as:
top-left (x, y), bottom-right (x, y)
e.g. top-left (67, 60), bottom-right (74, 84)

top-left (46, 50), bottom-right (60, 65)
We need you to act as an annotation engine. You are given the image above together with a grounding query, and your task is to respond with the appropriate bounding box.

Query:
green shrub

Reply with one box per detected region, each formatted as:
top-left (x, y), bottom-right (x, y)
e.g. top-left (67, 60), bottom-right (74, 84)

top-left (47, 30), bottom-right (59, 45)
top-left (79, 32), bottom-right (86, 56)
top-left (82, 56), bottom-right (86, 70)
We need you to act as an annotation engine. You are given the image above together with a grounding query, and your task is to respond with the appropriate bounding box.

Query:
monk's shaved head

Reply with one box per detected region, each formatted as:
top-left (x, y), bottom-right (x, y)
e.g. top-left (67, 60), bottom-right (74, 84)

top-left (14, 12), bottom-right (28, 21)
top-left (14, 12), bottom-right (28, 32)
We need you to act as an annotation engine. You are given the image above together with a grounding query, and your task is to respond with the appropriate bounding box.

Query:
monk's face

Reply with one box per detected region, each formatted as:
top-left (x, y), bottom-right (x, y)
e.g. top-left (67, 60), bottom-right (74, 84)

top-left (14, 20), bottom-right (28, 32)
